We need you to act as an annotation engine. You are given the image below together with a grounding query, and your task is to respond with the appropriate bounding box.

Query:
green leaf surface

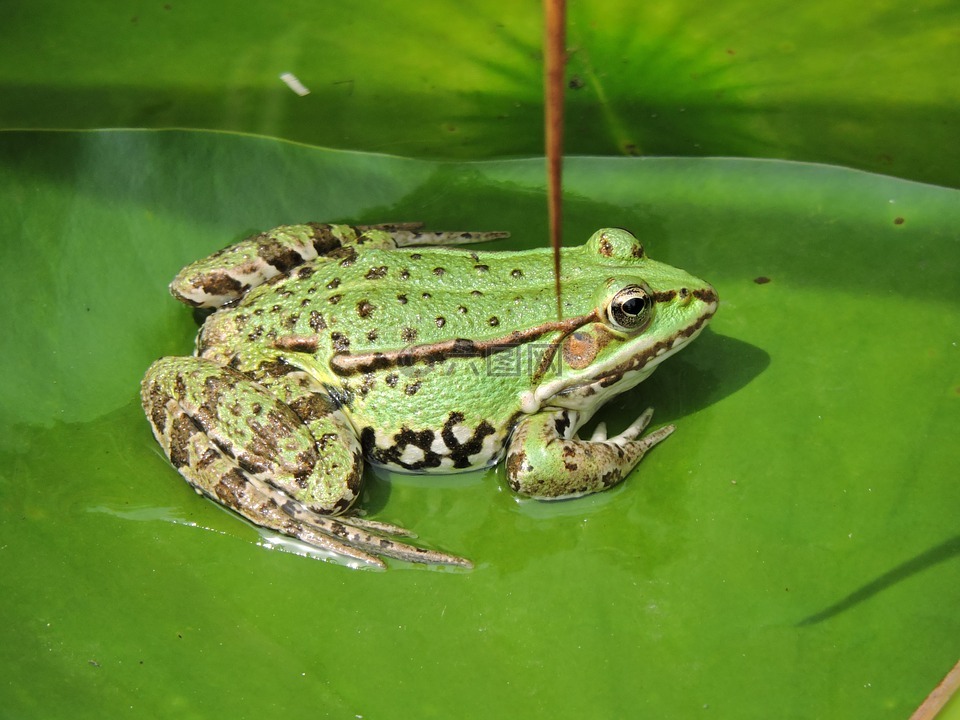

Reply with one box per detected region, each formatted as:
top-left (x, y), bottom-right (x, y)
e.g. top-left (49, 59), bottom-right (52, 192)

top-left (3, 1), bottom-right (960, 187)
top-left (1, 130), bottom-right (958, 719)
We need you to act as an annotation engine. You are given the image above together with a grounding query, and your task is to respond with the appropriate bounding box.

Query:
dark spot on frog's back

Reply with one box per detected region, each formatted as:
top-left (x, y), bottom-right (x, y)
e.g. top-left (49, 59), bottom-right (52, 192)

top-left (510, 269), bottom-right (523, 279)
top-left (330, 332), bottom-right (350, 352)
top-left (356, 300), bottom-right (376, 318)
top-left (309, 310), bottom-right (327, 331)
top-left (598, 236), bottom-right (614, 257)
top-left (297, 265), bottom-right (315, 279)
top-left (364, 266), bottom-right (388, 280)
top-left (401, 327), bottom-right (418, 343)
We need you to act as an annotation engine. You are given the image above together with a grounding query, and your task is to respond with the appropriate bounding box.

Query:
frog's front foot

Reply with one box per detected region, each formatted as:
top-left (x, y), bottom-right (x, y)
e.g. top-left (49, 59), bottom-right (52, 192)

top-left (505, 408), bottom-right (674, 499)
top-left (141, 356), bottom-right (470, 569)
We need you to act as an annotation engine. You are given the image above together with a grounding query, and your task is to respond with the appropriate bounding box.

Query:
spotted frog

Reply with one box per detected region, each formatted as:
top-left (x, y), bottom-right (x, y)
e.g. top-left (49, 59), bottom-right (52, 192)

top-left (141, 222), bottom-right (717, 567)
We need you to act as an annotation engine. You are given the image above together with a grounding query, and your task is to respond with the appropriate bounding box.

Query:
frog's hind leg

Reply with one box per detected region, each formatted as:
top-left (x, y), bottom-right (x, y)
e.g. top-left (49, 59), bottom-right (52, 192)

top-left (170, 222), bottom-right (509, 308)
top-left (141, 356), bottom-right (470, 568)
top-left (505, 408), bottom-right (675, 499)
top-left (358, 224), bottom-right (510, 248)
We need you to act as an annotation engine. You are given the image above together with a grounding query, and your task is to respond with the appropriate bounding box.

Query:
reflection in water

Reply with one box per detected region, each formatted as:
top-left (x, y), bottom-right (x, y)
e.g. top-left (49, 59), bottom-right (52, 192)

top-left (798, 534), bottom-right (960, 626)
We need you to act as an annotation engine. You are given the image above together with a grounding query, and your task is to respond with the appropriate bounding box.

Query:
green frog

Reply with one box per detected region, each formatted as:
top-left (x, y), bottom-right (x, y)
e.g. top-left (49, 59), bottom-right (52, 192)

top-left (141, 222), bottom-right (717, 568)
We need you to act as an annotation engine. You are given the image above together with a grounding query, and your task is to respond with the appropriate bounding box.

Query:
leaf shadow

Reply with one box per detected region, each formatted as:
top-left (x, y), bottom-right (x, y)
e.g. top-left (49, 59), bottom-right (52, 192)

top-left (797, 534), bottom-right (960, 626)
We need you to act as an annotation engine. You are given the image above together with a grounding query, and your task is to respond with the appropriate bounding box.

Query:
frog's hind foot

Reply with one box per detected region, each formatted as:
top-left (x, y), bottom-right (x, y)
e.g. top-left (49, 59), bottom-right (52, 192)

top-left (281, 503), bottom-right (473, 569)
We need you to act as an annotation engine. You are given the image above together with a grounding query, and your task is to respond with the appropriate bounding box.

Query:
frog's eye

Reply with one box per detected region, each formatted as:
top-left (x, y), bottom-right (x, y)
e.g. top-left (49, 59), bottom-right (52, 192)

top-left (607, 284), bottom-right (653, 331)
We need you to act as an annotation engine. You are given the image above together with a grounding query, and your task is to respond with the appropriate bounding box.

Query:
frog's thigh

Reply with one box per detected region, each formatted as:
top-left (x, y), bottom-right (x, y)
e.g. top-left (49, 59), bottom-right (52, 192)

top-left (505, 409), bottom-right (673, 499)
top-left (141, 356), bottom-right (363, 515)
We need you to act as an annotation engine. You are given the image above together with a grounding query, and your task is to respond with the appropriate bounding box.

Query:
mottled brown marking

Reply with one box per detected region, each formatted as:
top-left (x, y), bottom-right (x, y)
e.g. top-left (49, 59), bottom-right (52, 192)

top-left (257, 242), bottom-right (302, 273)
top-left (601, 469), bottom-right (622, 487)
top-left (401, 327), bottom-right (418, 343)
top-left (274, 334), bottom-right (319, 353)
top-left (397, 294), bottom-right (408, 305)
top-left (195, 271), bottom-right (243, 302)
top-left (433, 267), bottom-right (446, 277)
top-left (693, 287), bottom-right (719, 303)
top-left (309, 310), bottom-right (327, 331)
top-left (365, 266), bottom-right (388, 280)
top-left (288, 393), bottom-right (337, 423)
top-left (598, 235), bottom-right (614, 257)
top-left (506, 451), bottom-right (528, 487)
top-left (168, 413), bottom-right (196, 468)
top-left (328, 294), bottom-right (343, 305)
top-left (306, 223), bottom-right (347, 254)
top-left (147, 384), bottom-right (167, 432)
top-left (330, 332), bottom-right (350, 352)
top-left (510, 269), bottom-right (523, 279)
top-left (436, 316), bottom-right (446, 328)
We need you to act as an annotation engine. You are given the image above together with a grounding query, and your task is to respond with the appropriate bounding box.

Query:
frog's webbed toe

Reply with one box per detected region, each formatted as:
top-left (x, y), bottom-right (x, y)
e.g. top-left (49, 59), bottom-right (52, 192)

top-left (271, 493), bottom-right (472, 568)
top-left (141, 356), bottom-right (470, 568)
top-left (505, 408), bottom-right (675, 500)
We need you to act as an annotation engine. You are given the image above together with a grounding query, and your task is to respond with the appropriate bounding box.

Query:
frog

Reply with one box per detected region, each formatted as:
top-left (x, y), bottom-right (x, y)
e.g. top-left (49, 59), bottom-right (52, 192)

top-left (140, 222), bottom-right (718, 568)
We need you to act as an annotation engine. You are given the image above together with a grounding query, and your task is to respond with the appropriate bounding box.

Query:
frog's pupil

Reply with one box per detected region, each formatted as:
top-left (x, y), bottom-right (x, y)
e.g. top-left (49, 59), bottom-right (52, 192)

top-left (623, 297), bottom-right (645, 316)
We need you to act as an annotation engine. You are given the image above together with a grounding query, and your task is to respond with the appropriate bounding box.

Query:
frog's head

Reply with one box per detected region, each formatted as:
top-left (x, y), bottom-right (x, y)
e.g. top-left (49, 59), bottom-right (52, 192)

top-left (531, 228), bottom-right (718, 412)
